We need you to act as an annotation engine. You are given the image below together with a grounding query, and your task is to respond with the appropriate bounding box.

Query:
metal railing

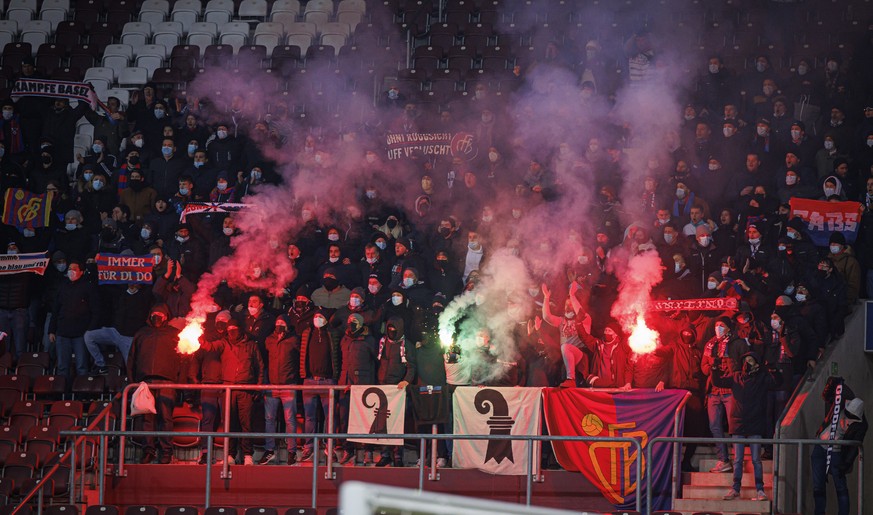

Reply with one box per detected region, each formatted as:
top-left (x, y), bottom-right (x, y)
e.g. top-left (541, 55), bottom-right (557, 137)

top-left (119, 383), bottom-right (353, 481)
top-left (11, 393), bottom-right (121, 515)
top-left (645, 436), bottom-right (864, 515)
top-left (67, 429), bottom-right (646, 513)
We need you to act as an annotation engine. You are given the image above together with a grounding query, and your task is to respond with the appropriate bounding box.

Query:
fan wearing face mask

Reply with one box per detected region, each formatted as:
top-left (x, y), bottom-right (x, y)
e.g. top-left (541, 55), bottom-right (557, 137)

top-left (260, 315), bottom-right (301, 465)
top-left (198, 317), bottom-right (266, 466)
top-left (243, 294), bottom-right (275, 348)
top-left (126, 303), bottom-right (182, 465)
top-left (711, 351), bottom-right (781, 502)
top-left (190, 309), bottom-right (230, 464)
top-left (49, 260), bottom-right (101, 378)
top-left (298, 308), bottom-right (341, 463)
top-left (541, 282), bottom-right (593, 388)
top-left (163, 223), bottom-right (207, 281)
top-left (336, 313), bottom-right (377, 465)
top-left (311, 269), bottom-right (352, 310)
top-left (578, 317), bottom-right (632, 390)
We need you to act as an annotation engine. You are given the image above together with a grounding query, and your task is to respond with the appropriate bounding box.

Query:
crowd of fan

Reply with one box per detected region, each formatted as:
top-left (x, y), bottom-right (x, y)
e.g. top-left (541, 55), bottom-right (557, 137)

top-left (2, 27), bottom-right (873, 470)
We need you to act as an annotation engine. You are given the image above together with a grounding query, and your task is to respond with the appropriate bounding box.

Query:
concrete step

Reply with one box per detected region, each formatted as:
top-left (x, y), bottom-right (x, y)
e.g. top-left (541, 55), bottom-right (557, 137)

top-left (682, 484), bottom-right (772, 498)
top-left (673, 497), bottom-right (770, 513)
top-left (683, 471), bottom-right (774, 487)
top-left (698, 458), bottom-right (773, 473)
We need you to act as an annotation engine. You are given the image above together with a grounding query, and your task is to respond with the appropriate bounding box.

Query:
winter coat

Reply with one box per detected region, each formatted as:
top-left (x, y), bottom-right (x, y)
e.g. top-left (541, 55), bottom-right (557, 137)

top-left (339, 330), bottom-right (377, 385)
top-left (264, 331), bottom-right (300, 385)
top-left (578, 325), bottom-right (631, 388)
top-left (201, 335), bottom-right (266, 385)
top-left (49, 277), bottom-right (101, 337)
top-left (628, 346), bottom-right (673, 388)
top-left (127, 322), bottom-right (182, 382)
top-left (0, 272), bottom-right (31, 310)
top-left (111, 286), bottom-right (153, 336)
top-left (712, 353), bottom-right (781, 436)
top-left (830, 250), bottom-right (861, 304)
top-left (299, 326), bottom-right (340, 381)
top-left (377, 318), bottom-right (416, 385)
top-left (700, 334), bottom-right (748, 392)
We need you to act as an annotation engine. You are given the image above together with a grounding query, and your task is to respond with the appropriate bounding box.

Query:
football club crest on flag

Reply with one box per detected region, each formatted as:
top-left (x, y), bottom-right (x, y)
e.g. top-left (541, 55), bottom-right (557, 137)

top-left (348, 385), bottom-right (407, 446)
top-left (452, 387), bottom-right (542, 475)
top-left (2, 189), bottom-right (54, 229)
top-left (543, 389), bottom-right (688, 511)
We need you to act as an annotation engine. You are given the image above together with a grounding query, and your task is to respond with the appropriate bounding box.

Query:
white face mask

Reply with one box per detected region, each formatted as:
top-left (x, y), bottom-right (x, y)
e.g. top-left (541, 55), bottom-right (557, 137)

top-left (663, 233), bottom-right (675, 244)
top-left (133, 138), bottom-right (144, 148)
top-left (715, 326), bottom-right (727, 338)
top-left (565, 311), bottom-right (575, 319)
top-left (176, 235), bottom-right (188, 243)
top-left (787, 230), bottom-right (798, 240)
top-left (824, 140), bottom-right (834, 150)
top-left (708, 163), bottom-right (720, 171)
top-left (722, 127), bottom-right (733, 137)
top-left (327, 233), bottom-right (339, 242)
top-left (748, 237), bottom-right (760, 245)
top-left (328, 257), bottom-right (339, 263)
top-left (313, 316), bottom-right (327, 328)
top-left (217, 182), bottom-right (227, 191)
top-left (1, 110), bottom-right (12, 120)
top-left (721, 266), bottom-right (730, 276)
top-left (795, 293), bottom-right (807, 302)
top-left (770, 319), bottom-right (782, 330)
top-left (697, 236), bottom-right (711, 247)
top-left (141, 228), bottom-right (151, 239)
top-left (217, 130), bottom-right (228, 139)
top-left (65, 223), bottom-right (77, 231)
top-left (67, 269), bottom-right (81, 281)
top-left (349, 296), bottom-right (362, 307)
top-left (248, 306), bottom-right (259, 316)
top-left (867, 139), bottom-right (873, 148)
top-left (707, 280), bottom-right (718, 290)
top-left (830, 244), bottom-right (842, 254)
top-left (708, 64), bottom-right (719, 74)
top-left (785, 175), bottom-right (797, 185)
top-left (797, 64), bottom-right (808, 75)
top-left (757, 126), bottom-right (768, 137)
top-left (223, 227), bottom-right (233, 236)
top-left (675, 188), bottom-right (686, 199)
top-left (368, 284), bottom-right (379, 294)
top-left (791, 129), bottom-right (801, 140)
top-left (674, 262), bottom-right (682, 273)
top-left (391, 295), bottom-right (403, 306)
top-left (402, 277), bottom-right (414, 288)
top-left (756, 62), bottom-right (767, 73)
top-left (488, 152), bottom-right (498, 162)
top-left (824, 187), bottom-right (836, 197)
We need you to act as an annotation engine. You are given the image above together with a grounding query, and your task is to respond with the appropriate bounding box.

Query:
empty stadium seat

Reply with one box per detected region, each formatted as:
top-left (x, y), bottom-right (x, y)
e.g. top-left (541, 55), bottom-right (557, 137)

top-left (119, 66), bottom-right (150, 88)
top-left (6, 8), bottom-right (34, 28)
top-left (121, 22), bottom-right (152, 47)
top-left (70, 375), bottom-right (104, 400)
top-left (68, 44), bottom-right (99, 71)
top-left (165, 507), bottom-right (198, 515)
top-left (36, 43), bottom-right (64, 75)
top-left (85, 506), bottom-right (120, 515)
top-left (122, 508), bottom-right (156, 515)
top-left (238, 0), bottom-right (268, 22)
top-left (186, 22), bottom-right (217, 54)
top-left (171, 0), bottom-right (201, 33)
top-left (25, 425), bottom-right (59, 466)
top-left (244, 509), bottom-right (277, 515)
top-left (39, 8), bottom-right (66, 32)
top-left (43, 505), bottom-right (79, 515)
top-left (203, 508), bottom-right (236, 515)
top-left (204, 0), bottom-right (232, 25)
top-left (238, 44), bottom-right (267, 67)
top-left (3, 451), bottom-right (38, 493)
top-left (271, 0), bottom-right (300, 19)
top-left (32, 375), bottom-right (66, 400)
top-left (9, 400), bottom-right (42, 437)
top-left (203, 44), bottom-right (233, 67)
top-left (0, 477), bottom-right (13, 505)
top-left (219, 22), bottom-right (250, 52)
top-left (152, 21), bottom-right (183, 49)
top-left (47, 400), bottom-right (83, 432)
top-left (20, 20), bottom-right (52, 52)
top-left (139, 0), bottom-right (170, 25)
top-left (285, 509), bottom-right (316, 515)
top-left (101, 44), bottom-right (134, 76)
top-left (0, 426), bottom-right (19, 465)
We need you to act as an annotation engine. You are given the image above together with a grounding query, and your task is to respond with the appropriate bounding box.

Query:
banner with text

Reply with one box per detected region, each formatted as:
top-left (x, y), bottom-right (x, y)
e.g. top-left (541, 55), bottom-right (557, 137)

top-left (543, 389), bottom-right (688, 512)
top-left (11, 78), bottom-right (96, 107)
top-left (2, 189), bottom-right (54, 230)
top-left (348, 385), bottom-right (407, 446)
top-left (0, 252), bottom-right (49, 275)
top-left (95, 253), bottom-right (156, 285)
top-left (453, 386), bottom-right (542, 475)
top-left (649, 297), bottom-right (738, 312)
top-left (385, 132), bottom-right (478, 161)
top-left (180, 201), bottom-right (248, 222)
top-left (789, 197), bottom-right (863, 247)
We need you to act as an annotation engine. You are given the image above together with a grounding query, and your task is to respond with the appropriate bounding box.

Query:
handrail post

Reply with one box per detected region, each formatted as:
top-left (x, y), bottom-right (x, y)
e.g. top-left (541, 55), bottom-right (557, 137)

top-left (858, 447), bottom-right (864, 515)
top-left (205, 435), bottom-right (213, 508)
top-left (98, 430), bottom-right (106, 504)
top-left (79, 438), bottom-right (86, 499)
top-left (525, 438), bottom-right (533, 506)
top-left (796, 443), bottom-right (803, 512)
top-left (221, 386), bottom-right (231, 479)
top-left (325, 387), bottom-right (336, 479)
top-left (311, 435), bottom-right (319, 509)
top-left (118, 383), bottom-right (135, 477)
top-left (671, 391), bottom-right (691, 503)
top-left (429, 423), bottom-right (437, 481)
top-left (69, 441), bottom-right (76, 505)
top-left (418, 437), bottom-right (426, 491)
top-left (37, 480), bottom-right (43, 515)
top-left (634, 438), bottom-right (642, 514)
top-left (645, 437), bottom-right (655, 514)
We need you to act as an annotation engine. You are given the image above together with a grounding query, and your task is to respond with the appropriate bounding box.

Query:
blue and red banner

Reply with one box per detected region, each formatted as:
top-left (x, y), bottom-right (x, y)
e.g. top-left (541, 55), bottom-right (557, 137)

top-left (789, 197), bottom-right (863, 247)
top-left (2, 188), bottom-right (54, 230)
top-left (95, 253), bottom-right (156, 284)
top-left (542, 389), bottom-right (687, 512)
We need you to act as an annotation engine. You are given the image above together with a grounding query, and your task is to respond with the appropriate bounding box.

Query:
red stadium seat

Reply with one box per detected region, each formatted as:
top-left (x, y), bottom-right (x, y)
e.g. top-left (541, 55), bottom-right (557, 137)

top-left (86, 506), bottom-right (120, 515)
